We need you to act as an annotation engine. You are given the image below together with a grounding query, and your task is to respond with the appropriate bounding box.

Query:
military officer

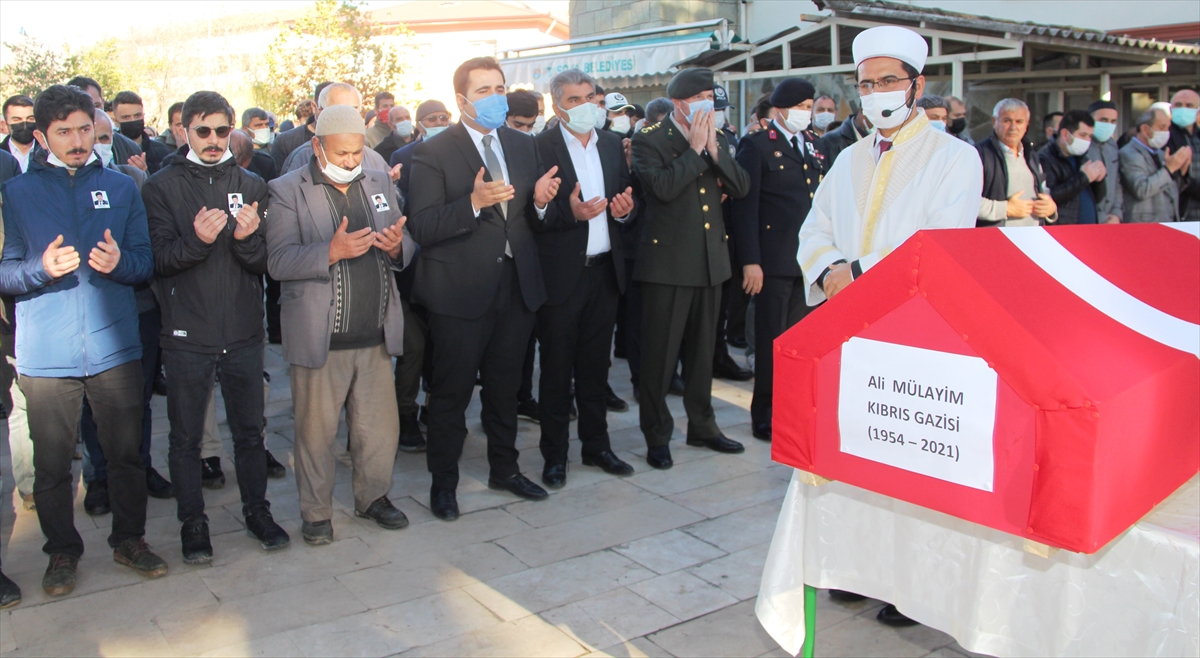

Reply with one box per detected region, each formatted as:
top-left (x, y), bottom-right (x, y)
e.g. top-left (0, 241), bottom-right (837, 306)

top-left (731, 78), bottom-right (827, 442)
top-left (631, 68), bottom-right (752, 470)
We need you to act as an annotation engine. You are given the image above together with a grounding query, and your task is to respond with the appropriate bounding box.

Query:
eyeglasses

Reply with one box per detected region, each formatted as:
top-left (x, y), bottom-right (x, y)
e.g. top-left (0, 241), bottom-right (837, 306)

top-left (421, 114), bottom-right (451, 124)
top-left (192, 125), bottom-right (233, 138)
top-left (855, 76), bottom-right (913, 95)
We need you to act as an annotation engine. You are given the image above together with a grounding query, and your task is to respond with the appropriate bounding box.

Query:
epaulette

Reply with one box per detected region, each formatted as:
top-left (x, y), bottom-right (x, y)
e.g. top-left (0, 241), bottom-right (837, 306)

top-left (640, 121), bottom-right (662, 134)
top-left (768, 129), bottom-right (777, 141)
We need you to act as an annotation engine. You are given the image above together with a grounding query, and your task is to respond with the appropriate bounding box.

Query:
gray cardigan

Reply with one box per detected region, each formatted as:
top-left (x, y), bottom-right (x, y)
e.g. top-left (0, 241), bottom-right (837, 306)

top-left (265, 165), bottom-right (415, 369)
top-left (1119, 139), bottom-right (1179, 223)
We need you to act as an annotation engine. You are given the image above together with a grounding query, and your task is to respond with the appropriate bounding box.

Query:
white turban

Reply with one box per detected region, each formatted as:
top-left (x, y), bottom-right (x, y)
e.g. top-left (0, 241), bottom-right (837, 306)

top-left (852, 26), bottom-right (928, 73)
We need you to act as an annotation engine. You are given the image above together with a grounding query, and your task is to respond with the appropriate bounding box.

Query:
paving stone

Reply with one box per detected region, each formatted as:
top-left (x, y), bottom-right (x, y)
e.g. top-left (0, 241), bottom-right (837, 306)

top-left (629, 571), bottom-right (740, 622)
top-left (541, 587), bottom-right (681, 651)
top-left (648, 599), bottom-right (778, 657)
top-left (614, 529), bottom-right (727, 575)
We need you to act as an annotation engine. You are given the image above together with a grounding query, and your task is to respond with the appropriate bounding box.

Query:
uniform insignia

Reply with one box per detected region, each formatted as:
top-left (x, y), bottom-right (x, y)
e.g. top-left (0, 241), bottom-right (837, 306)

top-left (768, 129), bottom-right (777, 140)
top-left (774, 151), bottom-right (782, 158)
top-left (640, 121), bottom-right (661, 134)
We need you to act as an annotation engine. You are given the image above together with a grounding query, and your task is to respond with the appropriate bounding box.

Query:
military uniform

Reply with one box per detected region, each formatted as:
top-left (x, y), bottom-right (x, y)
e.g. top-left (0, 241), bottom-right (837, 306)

top-left (631, 115), bottom-right (751, 448)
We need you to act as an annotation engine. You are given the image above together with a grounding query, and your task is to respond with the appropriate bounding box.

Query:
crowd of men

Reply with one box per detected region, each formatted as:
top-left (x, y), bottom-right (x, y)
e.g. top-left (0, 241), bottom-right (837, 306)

top-left (0, 23), bottom-right (1195, 612)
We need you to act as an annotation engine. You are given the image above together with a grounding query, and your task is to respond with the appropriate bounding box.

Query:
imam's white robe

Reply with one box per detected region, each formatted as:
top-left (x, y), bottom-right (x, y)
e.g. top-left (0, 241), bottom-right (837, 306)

top-left (796, 111), bottom-right (983, 306)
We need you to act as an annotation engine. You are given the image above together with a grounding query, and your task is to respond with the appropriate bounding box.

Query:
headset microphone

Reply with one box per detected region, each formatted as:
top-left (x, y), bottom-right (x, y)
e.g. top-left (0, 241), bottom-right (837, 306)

top-left (880, 103), bottom-right (906, 118)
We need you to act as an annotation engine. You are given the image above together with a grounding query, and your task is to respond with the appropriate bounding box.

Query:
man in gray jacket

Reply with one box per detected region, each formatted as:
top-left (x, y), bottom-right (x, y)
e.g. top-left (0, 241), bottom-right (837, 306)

top-left (265, 105), bottom-right (416, 546)
top-left (1086, 100), bottom-right (1122, 223)
top-left (1119, 108), bottom-right (1191, 222)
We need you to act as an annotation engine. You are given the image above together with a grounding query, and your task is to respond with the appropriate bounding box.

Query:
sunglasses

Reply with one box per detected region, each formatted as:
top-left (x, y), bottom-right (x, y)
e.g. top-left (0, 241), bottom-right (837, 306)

top-left (192, 125), bottom-right (233, 138)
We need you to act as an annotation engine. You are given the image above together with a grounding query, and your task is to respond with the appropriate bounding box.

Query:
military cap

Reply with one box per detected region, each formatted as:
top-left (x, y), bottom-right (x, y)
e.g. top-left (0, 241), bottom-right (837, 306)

top-left (1087, 99), bottom-right (1117, 114)
top-left (667, 68), bottom-right (714, 100)
top-left (770, 78), bottom-right (816, 108)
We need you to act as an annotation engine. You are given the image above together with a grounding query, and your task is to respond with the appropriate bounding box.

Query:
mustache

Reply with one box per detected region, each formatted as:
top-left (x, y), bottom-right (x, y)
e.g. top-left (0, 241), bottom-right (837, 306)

top-left (67, 148), bottom-right (88, 155)
top-left (203, 146), bottom-right (223, 153)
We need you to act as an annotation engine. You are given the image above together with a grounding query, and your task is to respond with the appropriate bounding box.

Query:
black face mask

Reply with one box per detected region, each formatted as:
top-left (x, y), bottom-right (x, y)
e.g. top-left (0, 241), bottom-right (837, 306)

top-left (8, 121), bottom-right (34, 145)
top-left (118, 118), bottom-right (145, 139)
top-left (949, 117), bottom-right (967, 135)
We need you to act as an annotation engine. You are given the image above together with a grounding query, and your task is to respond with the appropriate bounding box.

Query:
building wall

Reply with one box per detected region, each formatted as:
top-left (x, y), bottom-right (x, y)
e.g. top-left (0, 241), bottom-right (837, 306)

top-left (570, 0), bottom-right (739, 39)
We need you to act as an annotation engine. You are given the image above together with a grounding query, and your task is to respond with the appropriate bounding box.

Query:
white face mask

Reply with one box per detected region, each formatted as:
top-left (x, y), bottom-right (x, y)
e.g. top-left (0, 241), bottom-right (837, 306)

top-left (186, 147), bottom-right (234, 167)
top-left (781, 109), bottom-right (811, 133)
top-left (860, 85), bottom-right (912, 130)
top-left (1149, 130), bottom-right (1171, 149)
top-left (593, 107), bottom-right (607, 130)
top-left (534, 115), bottom-right (546, 132)
top-left (317, 146), bottom-right (362, 184)
top-left (813, 111), bottom-right (836, 131)
top-left (1065, 134), bottom-right (1091, 156)
top-left (395, 120), bottom-right (414, 138)
top-left (94, 142), bottom-right (114, 166)
top-left (251, 128), bottom-right (271, 145)
top-left (713, 109), bottom-right (726, 131)
top-left (608, 115), bottom-right (630, 133)
top-left (559, 102), bottom-right (601, 135)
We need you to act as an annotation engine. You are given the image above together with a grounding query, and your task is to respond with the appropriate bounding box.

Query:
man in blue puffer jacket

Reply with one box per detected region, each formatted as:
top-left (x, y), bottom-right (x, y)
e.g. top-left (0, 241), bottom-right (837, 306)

top-left (0, 84), bottom-right (167, 598)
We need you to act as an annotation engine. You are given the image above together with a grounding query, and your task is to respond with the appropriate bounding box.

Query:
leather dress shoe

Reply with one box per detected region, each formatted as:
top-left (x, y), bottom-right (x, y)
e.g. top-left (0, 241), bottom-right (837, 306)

top-left (828, 589), bottom-right (867, 603)
top-left (752, 423), bottom-right (772, 441)
top-left (605, 385), bottom-right (629, 412)
top-left (668, 373), bottom-right (685, 396)
top-left (713, 353), bottom-right (754, 381)
top-left (646, 445), bottom-right (673, 470)
top-left (582, 450), bottom-right (634, 476)
top-left (356, 496), bottom-right (409, 530)
top-left (430, 487), bottom-right (459, 521)
top-left (686, 432), bottom-right (745, 454)
top-left (488, 473), bottom-right (548, 501)
top-left (877, 603), bottom-right (918, 627)
top-left (542, 462), bottom-right (567, 488)
top-left (727, 335), bottom-right (749, 349)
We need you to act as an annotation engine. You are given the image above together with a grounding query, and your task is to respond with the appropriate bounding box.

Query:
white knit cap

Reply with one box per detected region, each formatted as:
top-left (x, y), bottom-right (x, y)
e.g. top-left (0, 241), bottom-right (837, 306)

top-left (315, 105), bottom-right (366, 137)
top-left (852, 26), bottom-right (928, 73)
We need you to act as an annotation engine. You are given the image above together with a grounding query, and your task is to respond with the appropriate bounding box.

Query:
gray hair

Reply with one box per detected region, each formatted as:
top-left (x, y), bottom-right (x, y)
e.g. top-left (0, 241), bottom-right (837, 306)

top-left (645, 97), bottom-right (673, 125)
top-left (1135, 107), bottom-right (1168, 130)
top-left (241, 107), bottom-right (269, 127)
top-left (549, 69), bottom-right (597, 106)
top-left (318, 83), bottom-right (362, 110)
top-left (992, 98), bottom-right (1029, 119)
top-left (916, 94), bottom-right (948, 111)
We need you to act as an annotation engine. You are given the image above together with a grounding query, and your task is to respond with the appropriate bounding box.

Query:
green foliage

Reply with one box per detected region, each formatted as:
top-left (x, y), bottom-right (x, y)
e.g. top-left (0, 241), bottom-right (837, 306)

top-left (72, 39), bottom-right (134, 98)
top-left (0, 32), bottom-right (76, 98)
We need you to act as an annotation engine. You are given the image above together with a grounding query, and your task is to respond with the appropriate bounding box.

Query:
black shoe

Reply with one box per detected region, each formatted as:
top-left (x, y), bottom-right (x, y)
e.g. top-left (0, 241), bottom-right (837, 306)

top-left (517, 398), bottom-right (540, 423)
top-left (356, 496), bottom-right (410, 530)
top-left (264, 450), bottom-right (286, 479)
top-left (633, 384), bottom-right (640, 404)
top-left (146, 467), bottom-right (174, 499)
top-left (686, 432), bottom-right (745, 454)
top-left (430, 487), bottom-right (459, 521)
top-left (668, 373), bottom-right (685, 396)
top-left (713, 353), bottom-right (754, 381)
top-left (828, 589), bottom-right (867, 603)
top-left (201, 456), bottom-right (226, 489)
top-left (302, 520), bottom-right (334, 546)
top-left (84, 479), bottom-right (111, 516)
top-left (42, 553), bottom-right (78, 596)
top-left (541, 462), bottom-right (567, 488)
top-left (727, 335), bottom-right (749, 349)
top-left (181, 517), bottom-right (213, 564)
top-left (0, 570), bottom-right (20, 609)
top-left (113, 538), bottom-right (168, 579)
top-left (646, 445), bottom-right (673, 470)
top-left (605, 386), bottom-right (629, 412)
top-left (398, 412), bottom-right (426, 452)
top-left (877, 603), bottom-right (918, 627)
top-left (582, 449), bottom-right (634, 476)
top-left (488, 473), bottom-right (548, 501)
top-left (153, 371), bottom-right (168, 396)
top-left (752, 423), bottom-right (772, 441)
top-left (246, 510), bottom-right (291, 550)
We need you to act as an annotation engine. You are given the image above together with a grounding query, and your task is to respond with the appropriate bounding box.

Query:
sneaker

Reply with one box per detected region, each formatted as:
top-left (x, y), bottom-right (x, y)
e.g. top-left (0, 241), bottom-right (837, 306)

top-left (180, 517), bottom-right (213, 565)
top-left (398, 412), bottom-right (426, 452)
top-left (302, 520), bottom-right (334, 546)
top-left (41, 553), bottom-right (78, 596)
top-left (264, 450), bottom-right (286, 479)
top-left (201, 456), bottom-right (226, 490)
top-left (246, 510), bottom-right (290, 551)
top-left (146, 467), bottom-right (174, 499)
top-left (113, 538), bottom-right (168, 579)
top-left (0, 570), bottom-right (20, 608)
top-left (355, 496), bottom-right (409, 530)
top-left (84, 479), bottom-right (111, 516)
top-left (517, 398), bottom-right (540, 423)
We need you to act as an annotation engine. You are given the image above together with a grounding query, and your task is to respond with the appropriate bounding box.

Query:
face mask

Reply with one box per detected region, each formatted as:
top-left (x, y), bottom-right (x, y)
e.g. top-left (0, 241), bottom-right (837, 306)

top-left (813, 111), bottom-right (836, 131)
top-left (685, 99), bottom-right (714, 124)
top-left (534, 116), bottom-right (546, 132)
top-left (8, 121), bottom-right (34, 145)
top-left (608, 115), bottom-right (631, 133)
top-left (465, 94), bottom-right (509, 131)
top-left (185, 147), bottom-right (234, 167)
top-left (46, 149), bottom-right (97, 172)
top-left (1149, 130), bottom-right (1171, 149)
top-left (94, 142), bottom-right (114, 166)
top-left (250, 128), bottom-right (271, 145)
top-left (593, 108), bottom-right (607, 130)
top-left (781, 109), bottom-right (811, 133)
top-left (318, 146), bottom-right (362, 184)
top-left (1172, 107), bottom-right (1198, 128)
top-left (928, 120), bottom-right (946, 132)
top-left (118, 118), bottom-right (145, 139)
top-left (1092, 122), bottom-right (1116, 143)
top-left (395, 120), bottom-right (414, 138)
top-left (424, 126), bottom-right (447, 139)
top-left (558, 102), bottom-right (600, 134)
top-left (859, 86), bottom-right (912, 130)
top-left (1066, 135), bottom-right (1091, 156)
top-left (949, 117), bottom-right (967, 135)
top-left (713, 110), bottom-right (726, 131)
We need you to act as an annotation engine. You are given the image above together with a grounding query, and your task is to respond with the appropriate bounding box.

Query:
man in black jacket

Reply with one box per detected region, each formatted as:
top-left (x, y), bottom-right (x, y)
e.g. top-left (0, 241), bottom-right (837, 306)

top-left (112, 91), bottom-right (172, 174)
top-left (407, 57), bottom-right (562, 520)
top-left (532, 69), bottom-right (636, 489)
top-left (1038, 109), bottom-right (1107, 225)
top-left (820, 111), bottom-right (871, 165)
top-left (976, 98), bottom-right (1057, 227)
top-left (143, 91), bottom-right (289, 565)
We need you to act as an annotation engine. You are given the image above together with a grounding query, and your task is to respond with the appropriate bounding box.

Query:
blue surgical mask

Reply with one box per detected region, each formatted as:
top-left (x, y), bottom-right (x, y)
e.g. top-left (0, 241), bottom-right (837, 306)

top-left (928, 119), bottom-right (946, 132)
top-left (1172, 106), bottom-right (1198, 129)
top-left (1092, 121), bottom-right (1116, 143)
top-left (465, 93), bottom-right (509, 131)
top-left (424, 126), bottom-right (447, 139)
top-left (686, 99), bottom-right (714, 124)
top-left (558, 102), bottom-right (600, 134)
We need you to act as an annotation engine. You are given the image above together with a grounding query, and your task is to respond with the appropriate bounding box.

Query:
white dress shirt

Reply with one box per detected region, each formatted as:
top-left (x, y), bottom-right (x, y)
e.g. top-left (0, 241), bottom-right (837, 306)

top-left (559, 124), bottom-right (628, 256)
top-left (7, 141), bottom-right (31, 173)
top-left (463, 122), bottom-right (546, 221)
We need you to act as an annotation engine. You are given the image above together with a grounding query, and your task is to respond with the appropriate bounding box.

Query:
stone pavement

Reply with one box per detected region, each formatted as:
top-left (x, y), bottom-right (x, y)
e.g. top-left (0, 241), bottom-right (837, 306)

top-left (0, 345), bottom-right (989, 657)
